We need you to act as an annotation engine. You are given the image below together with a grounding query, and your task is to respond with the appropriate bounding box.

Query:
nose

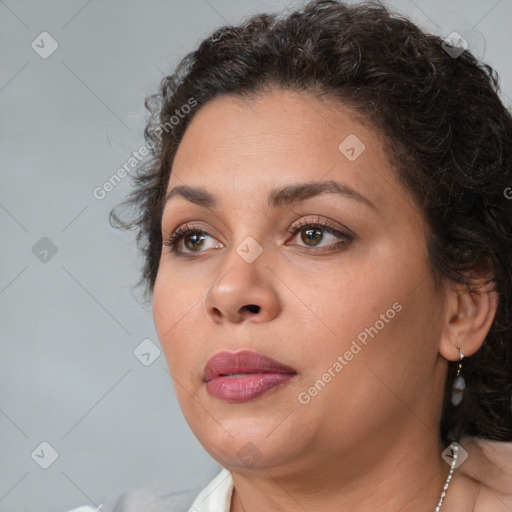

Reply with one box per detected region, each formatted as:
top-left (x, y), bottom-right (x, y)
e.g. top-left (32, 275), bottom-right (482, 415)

top-left (203, 249), bottom-right (281, 324)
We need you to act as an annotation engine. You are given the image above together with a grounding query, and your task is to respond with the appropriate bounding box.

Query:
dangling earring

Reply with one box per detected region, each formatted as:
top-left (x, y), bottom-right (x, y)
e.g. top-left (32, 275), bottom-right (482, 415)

top-left (450, 344), bottom-right (465, 406)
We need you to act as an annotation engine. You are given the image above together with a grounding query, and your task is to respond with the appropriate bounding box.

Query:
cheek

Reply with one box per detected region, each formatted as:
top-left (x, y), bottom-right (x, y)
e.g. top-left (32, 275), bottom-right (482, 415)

top-left (299, 240), bottom-right (437, 384)
top-left (152, 266), bottom-right (207, 374)
top-left (296, 253), bottom-right (395, 345)
top-left (293, 286), bottom-right (438, 438)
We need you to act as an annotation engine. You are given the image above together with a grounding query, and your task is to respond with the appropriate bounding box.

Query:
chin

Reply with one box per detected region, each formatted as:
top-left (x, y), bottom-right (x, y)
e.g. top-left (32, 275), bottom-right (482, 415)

top-left (205, 437), bottom-right (295, 473)
top-left (192, 411), bottom-right (309, 469)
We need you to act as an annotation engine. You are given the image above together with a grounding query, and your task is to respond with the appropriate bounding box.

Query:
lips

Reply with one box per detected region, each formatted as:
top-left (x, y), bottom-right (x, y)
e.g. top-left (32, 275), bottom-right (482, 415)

top-left (203, 350), bottom-right (296, 382)
top-left (203, 350), bottom-right (297, 403)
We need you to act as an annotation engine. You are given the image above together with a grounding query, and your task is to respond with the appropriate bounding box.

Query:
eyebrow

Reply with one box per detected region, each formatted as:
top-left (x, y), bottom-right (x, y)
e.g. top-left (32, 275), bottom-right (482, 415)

top-left (164, 179), bottom-right (377, 211)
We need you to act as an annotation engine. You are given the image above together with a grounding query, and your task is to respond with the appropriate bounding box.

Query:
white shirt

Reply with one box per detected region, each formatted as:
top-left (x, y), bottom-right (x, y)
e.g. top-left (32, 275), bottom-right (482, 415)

top-left (189, 468), bottom-right (233, 511)
top-left (66, 468), bottom-right (233, 512)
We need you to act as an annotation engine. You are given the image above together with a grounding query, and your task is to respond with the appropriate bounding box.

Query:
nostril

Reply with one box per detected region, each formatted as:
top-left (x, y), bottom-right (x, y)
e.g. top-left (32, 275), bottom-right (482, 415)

top-left (244, 304), bottom-right (260, 314)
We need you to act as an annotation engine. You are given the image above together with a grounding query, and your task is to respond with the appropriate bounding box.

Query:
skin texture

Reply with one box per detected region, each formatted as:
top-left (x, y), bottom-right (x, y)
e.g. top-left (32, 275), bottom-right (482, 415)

top-left (152, 88), bottom-right (499, 511)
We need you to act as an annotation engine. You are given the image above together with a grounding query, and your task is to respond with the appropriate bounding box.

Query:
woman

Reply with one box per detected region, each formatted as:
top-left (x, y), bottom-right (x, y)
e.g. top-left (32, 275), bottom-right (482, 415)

top-left (68, 0), bottom-right (512, 510)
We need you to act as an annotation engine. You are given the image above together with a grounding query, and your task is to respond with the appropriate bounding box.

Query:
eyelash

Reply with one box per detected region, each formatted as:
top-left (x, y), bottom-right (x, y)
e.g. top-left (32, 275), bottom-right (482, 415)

top-left (162, 218), bottom-right (353, 257)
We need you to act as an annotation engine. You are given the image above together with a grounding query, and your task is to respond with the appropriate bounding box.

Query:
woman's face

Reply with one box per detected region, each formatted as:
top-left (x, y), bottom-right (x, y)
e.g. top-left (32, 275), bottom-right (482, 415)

top-left (152, 88), bottom-right (448, 476)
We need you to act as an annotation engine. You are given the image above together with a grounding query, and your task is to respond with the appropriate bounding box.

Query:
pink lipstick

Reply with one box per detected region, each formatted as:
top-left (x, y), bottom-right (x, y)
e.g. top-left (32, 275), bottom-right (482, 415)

top-left (203, 350), bottom-right (297, 403)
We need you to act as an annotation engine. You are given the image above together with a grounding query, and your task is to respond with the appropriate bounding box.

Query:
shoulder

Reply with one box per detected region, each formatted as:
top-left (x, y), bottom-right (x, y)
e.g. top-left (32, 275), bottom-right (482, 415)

top-left (65, 484), bottom-right (201, 512)
top-left (65, 468), bottom-right (230, 512)
top-left (458, 437), bottom-right (512, 510)
top-left (65, 508), bottom-right (100, 512)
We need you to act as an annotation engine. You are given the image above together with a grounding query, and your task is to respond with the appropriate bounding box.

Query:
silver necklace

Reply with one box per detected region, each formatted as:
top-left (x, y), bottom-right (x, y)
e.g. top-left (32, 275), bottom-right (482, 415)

top-left (435, 444), bottom-right (458, 511)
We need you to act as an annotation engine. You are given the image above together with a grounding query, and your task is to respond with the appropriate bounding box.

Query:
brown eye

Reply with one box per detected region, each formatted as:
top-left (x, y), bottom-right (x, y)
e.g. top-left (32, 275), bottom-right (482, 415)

top-left (163, 224), bottom-right (221, 255)
top-left (182, 232), bottom-right (207, 251)
top-left (287, 220), bottom-right (354, 253)
top-left (300, 226), bottom-right (324, 246)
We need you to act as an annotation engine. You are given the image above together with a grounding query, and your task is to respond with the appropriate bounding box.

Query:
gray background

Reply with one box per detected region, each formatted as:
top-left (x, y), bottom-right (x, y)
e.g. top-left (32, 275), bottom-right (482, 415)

top-left (1, 1), bottom-right (510, 511)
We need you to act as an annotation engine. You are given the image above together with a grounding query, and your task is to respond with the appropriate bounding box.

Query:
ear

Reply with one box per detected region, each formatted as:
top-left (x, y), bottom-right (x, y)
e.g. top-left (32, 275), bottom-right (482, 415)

top-left (438, 275), bottom-right (499, 362)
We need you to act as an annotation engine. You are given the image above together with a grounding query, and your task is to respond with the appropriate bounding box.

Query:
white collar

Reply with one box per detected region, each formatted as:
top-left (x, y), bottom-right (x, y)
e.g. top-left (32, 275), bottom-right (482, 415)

top-left (190, 468), bottom-right (233, 512)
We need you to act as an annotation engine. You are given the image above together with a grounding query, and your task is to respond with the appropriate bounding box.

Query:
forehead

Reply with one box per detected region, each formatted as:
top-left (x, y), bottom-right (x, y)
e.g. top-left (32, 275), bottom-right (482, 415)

top-left (166, 89), bottom-right (408, 216)
top-left (173, 89), bottom-right (378, 167)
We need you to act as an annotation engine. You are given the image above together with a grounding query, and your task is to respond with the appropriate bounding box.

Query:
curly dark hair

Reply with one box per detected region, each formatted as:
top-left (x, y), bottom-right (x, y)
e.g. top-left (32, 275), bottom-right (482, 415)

top-left (110, 0), bottom-right (512, 444)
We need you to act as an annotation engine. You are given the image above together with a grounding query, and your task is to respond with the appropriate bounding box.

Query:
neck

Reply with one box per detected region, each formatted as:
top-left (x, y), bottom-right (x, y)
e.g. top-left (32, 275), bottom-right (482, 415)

top-left (229, 432), bottom-right (450, 512)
